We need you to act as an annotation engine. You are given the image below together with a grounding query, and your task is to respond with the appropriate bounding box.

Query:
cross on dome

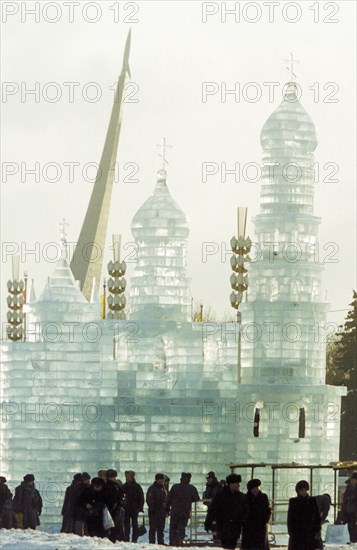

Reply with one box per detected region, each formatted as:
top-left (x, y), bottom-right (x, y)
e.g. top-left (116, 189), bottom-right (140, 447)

top-left (156, 137), bottom-right (172, 170)
top-left (59, 218), bottom-right (69, 240)
top-left (283, 52), bottom-right (299, 82)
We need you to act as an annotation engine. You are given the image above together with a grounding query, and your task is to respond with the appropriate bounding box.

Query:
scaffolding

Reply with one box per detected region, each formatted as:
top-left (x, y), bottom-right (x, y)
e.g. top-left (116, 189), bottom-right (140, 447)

top-left (185, 461), bottom-right (357, 546)
top-left (227, 461), bottom-right (357, 523)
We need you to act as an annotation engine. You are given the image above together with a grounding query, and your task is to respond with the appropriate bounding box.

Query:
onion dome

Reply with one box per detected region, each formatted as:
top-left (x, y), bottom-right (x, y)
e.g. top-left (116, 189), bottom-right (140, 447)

top-left (260, 82), bottom-right (318, 154)
top-left (131, 169), bottom-right (189, 241)
top-left (257, 82), bottom-right (319, 217)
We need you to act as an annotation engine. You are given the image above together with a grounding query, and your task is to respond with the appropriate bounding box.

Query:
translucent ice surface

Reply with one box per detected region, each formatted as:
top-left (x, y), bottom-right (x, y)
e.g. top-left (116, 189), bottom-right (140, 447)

top-left (1, 84), bottom-right (345, 528)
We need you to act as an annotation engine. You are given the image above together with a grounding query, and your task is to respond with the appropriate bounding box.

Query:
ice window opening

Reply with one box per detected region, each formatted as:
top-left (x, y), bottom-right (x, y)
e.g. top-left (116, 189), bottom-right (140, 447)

top-left (298, 407), bottom-right (306, 438)
top-left (253, 407), bottom-right (261, 437)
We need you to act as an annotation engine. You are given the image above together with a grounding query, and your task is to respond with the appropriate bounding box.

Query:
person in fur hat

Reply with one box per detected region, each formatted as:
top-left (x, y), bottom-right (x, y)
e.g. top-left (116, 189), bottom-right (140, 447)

top-left (287, 480), bottom-right (321, 550)
top-left (167, 473), bottom-right (200, 546)
top-left (79, 476), bottom-right (107, 538)
top-left (13, 474), bottom-right (42, 530)
top-left (60, 473), bottom-right (83, 533)
top-left (205, 474), bottom-right (247, 550)
top-left (241, 479), bottom-right (271, 550)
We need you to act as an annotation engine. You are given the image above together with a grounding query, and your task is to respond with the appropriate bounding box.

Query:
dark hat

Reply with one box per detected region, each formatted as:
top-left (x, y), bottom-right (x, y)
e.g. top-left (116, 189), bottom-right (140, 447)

top-left (206, 471), bottom-right (216, 479)
top-left (155, 473), bottom-right (165, 480)
top-left (82, 472), bottom-right (91, 480)
top-left (181, 472), bottom-right (191, 479)
top-left (91, 477), bottom-right (105, 487)
top-left (73, 473), bottom-right (83, 483)
top-left (106, 469), bottom-right (118, 478)
top-left (125, 470), bottom-right (135, 476)
top-left (24, 474), bottom-right (35, 482)
top-left (226, 474), bottom-right (241, 484)
top-left (0, 476), bottom-right (6, 483)
top-left (295, 480), bottom-right (309, 492)
top-left (351, 472), bottom-right (357, 480)
top-left (247, 478), bottom-right (261, 491)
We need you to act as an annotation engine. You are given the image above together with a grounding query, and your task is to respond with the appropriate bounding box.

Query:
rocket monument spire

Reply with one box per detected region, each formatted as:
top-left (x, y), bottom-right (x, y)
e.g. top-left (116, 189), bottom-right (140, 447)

top-left (70, 29), bottom-right (131, 300)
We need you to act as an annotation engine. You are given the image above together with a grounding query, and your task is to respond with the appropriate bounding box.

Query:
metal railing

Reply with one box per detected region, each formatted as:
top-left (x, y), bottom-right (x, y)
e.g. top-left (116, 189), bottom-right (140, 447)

top-left (183, 461), bottom-right (357, 546)
top-left (189, 500), bottom-right (212, 543)
top-left (227, 461), bottom-right (357, 533)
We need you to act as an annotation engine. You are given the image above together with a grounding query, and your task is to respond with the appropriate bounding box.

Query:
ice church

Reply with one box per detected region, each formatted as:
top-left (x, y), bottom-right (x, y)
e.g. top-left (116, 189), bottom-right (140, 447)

top-left (1, 34), bottom-right (346, 527)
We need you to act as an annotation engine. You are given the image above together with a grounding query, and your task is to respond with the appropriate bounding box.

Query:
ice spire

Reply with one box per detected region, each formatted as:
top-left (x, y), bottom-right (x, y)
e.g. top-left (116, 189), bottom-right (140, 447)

top-left (38, 220), bottom-right (86, 304)
top-left (28, 279), bottom-right (37, 303)
top-left (70, 30), bottom-right (132, 300)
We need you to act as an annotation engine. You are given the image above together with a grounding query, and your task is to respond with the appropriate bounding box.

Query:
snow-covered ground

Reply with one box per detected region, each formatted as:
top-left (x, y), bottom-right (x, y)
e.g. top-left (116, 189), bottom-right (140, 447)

top-left (0, 530), bottom-right (356, 550)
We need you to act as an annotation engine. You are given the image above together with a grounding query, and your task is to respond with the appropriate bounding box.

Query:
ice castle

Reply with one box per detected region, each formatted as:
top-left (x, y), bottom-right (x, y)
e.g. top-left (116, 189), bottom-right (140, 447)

top-left (1, 38), bottom-right (346, 527)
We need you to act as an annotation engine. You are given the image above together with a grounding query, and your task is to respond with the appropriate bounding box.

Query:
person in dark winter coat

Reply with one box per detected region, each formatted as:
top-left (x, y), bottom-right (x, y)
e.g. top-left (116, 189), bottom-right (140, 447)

top-left (167, 472), bottom-right (200, 546)
top-left (203, 471), bottom-right (222, 504)
top-left (241, 478), bottom-right (271, 550)
top-left (203, 472), bottom-right (223, 543)
top-left (79, 477), bottom-right (107, 538)
top-left (315, 493), bottom-right (331, 523)
top-left (60, 473), bottom-right (83, 533)
top-left (123, 470), bottom-right (145, 542)
top-left (13, 474), bottom-right (42, 530)
top-left (0, 477), bottom-right (12, 514)
top-left (287, 480), bottom-right (322, 550)
top-left (340, 472), bottom-right (357, 542)
top-left (0, 477), bottom-right (17, 529)
top-left (146, 473), bottom-right (167, 544)
top-left (72, 472), bottom-right (91, 536)
top-left (205, 473), bottom-right (247, 550)
top-left (105, 469), bottom-right (125, 543)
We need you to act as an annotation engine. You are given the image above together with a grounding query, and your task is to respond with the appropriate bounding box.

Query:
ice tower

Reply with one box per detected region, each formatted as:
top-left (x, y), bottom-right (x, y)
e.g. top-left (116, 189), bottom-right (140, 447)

top-left (130, 166), bottom-right (191, 321)
top-left (233, 82), bottom-right (346, 496)
top-left (242, 82), bottom-right (325, 385)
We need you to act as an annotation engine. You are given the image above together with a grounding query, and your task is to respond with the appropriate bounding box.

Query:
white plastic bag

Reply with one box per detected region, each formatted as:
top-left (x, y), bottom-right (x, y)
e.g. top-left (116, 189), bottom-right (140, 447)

top-left (325, 524), bottom-right (350, 544)
top-left (103, 505), bottom-right (115, 530)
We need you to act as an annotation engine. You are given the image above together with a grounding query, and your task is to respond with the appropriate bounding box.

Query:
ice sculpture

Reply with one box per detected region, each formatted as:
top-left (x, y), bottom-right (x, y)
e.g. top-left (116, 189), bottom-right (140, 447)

top-left (0, 82), bottom-right (346, 527)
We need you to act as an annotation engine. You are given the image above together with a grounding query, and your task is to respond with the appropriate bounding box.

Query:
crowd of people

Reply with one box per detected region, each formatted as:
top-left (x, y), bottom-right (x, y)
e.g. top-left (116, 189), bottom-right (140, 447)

top-left (60, 469), bottom-right (145, 542)
top-left (0, 469), bottom-right (356, 548)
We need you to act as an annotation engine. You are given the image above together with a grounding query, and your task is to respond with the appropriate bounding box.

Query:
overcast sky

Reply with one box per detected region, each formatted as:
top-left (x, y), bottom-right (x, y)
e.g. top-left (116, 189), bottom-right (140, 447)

top-left (1, 0), bottom-right (356, 327)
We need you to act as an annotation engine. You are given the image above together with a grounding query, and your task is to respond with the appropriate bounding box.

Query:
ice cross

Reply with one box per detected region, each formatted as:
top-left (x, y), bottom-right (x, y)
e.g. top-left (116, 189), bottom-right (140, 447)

top-left (156, 137), bottom-right (172, 170)
top-left (284, 52), bottom-right (299, 82)
top-left (59, 218), bottom-right (69, 240)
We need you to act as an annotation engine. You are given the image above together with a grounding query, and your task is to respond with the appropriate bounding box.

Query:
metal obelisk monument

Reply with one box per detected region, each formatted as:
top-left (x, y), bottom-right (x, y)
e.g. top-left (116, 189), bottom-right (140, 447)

top-left (70, 29), bottom-right (131, 300)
